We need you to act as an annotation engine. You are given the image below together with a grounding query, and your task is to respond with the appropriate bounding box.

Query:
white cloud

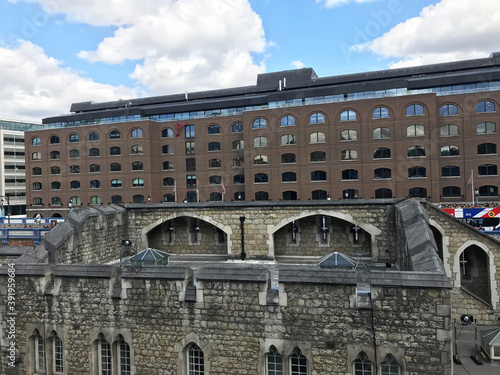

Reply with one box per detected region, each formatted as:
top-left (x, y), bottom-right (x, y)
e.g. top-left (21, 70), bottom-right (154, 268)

top-left (352, 0), bottom-right (500, 68)
top-left (0, 41), bottom-right (141, 122)
top-left (316, 0), bottom-right (378, 8)
top-left (291, 60), bottom-right (305, 69)
top-left (22, 0), bottom-right (268, 94)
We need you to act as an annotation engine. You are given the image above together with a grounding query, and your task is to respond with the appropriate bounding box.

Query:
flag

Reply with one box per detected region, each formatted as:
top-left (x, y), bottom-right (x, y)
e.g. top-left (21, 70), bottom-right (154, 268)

top-left (468, 170), bottom-right (473, 185)
top-left (221, 178), bottom-right (226, 194)
top-left (172, 180), bottom-right (176, 194)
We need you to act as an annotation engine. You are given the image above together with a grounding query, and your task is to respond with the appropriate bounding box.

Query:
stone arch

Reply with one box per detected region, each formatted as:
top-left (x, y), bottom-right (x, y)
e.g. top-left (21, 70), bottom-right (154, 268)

top-left (141, 211), bottom-right (233, 256)
top-left (454, 240), bottom-right (498, 309)
top-left (174, 332), bottom-right (212, 375)
top-left (267, 210), bottom-right (381, 259)
top-left (429, 219), bottom-right (451, 278)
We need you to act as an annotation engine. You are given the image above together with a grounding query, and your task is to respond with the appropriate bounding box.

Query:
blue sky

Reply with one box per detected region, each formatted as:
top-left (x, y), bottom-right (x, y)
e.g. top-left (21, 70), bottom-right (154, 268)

top-left (0, 0), bottom-right (499, 121)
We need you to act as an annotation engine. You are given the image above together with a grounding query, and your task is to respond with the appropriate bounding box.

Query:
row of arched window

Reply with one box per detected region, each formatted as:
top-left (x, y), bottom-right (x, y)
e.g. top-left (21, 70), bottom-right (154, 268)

top-left (36, 129), bottom-right (143, 146)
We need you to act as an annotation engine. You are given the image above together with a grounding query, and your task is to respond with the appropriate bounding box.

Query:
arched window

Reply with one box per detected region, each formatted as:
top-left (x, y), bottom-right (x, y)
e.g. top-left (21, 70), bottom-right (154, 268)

top-left (375, 188), bottom-right (392, 199)
top-left (69, 149), bottom-right (79, 158)
top-left (460, 245), bottom-right (492, 304)
top-left (162, 161), bottom-right (174, 170)
top-left (340, 109), bottom-right (357, 121)
top-left (50, 151), bottom-right (60, 160)
top-left (476, 121), bottom-right (496, 134)
top-left (479, 185), bottom-right (498, 197)
top-left (32, 167), bottom-right (42, 176)
top-left (232, 122), bottom-right (243, 133)
top-left (51, 166), bottom-right (61, 174)
top-left (407, 145), bottom-right (425, 157)
top-left (440, 124), bottom-right (459, 137)
top-left (232, 140), bottom-right (244, 150)
top-left (110, 146), bottom-right (121, 155)
top-left (441, 145), bottom-right (459, 156)
top-left (280, 115), bottom-right (295, 126)
top-left (163, 194), bottom-right (174, 203)
top-left (372, 106), bottom-right (390, 119)
top-left (407, 124), bottom-right (425, 137)
top-left (69, 133), bottom-right (79, 142)
top-left (344, 188), bottom-right (359, 199)
top-left (253, 118), bottom-right (267, 129)
top-left (374, 168), bottom-right (391, 179)
top-left (290, 348), bottom-right (308, 375)
top-left (342, 169), bottom-right (358, 180)
top-left (442, 186), bottom-right (461, 197)
top-left (187, 343), bottom-right (204, 374)
top-left (380, 354), bottom-right (401, 375)
top-left (89, 148), bottom-right (100, 157)
top-left (110, 163), bottom-right (121, 172)
top-left (50, 135), bottom-right (60, 144)
top-left (112, 195), bottom-right (122, 204)
top-left (341, 129), bottom-right (357, 141)
top-left (90, 164), bottom-right (100, 173)
top-left (282, 172), bottom-right (297, 182)
top-left (476, 100), bottom-right (495, 113)
top-left (51, 181), bottom-right (61, 190)
top-left (406, 103), bottom-right (424, 116)
top-left (91, 195), bottom-right (102, 205)
top-left (233, 157), bottom-right (244, 167)
top-left (31, 137), bottom-right (41, 146)
top-left (310, 151), bottom-right (326, 162)
top-left (408, 166), bottom-right (426, 178)
top-left (478, 164), bottom-right (497, 176)
top-left (132, 178), bottom-right (144, 187)
top-left (373, 127), bottom-right (390, 139)
top-left (311, 170), bottom-right (326, 181)
top-left (208, 158), bottom-right (221, 168)
top-left (254, 173), bottom-right (268, 183)
top-left (52, 333), bottom-right (64, 373)
top-left (208, 124), bottom-right (221, 134)
top-left (234, 174), bottom-right (245, 184)
top-left (283, 190), bottom-right (297, 200)
top-left (442, 165), bottom-right (460, 177)
top-left (132, 161), bottom-right (143, 171)
top-left (90, 180), bottom-right (100, 189)
top-left (477, 143), bottom-right (497, 155)
top-left (97, 333), bottom-right (111, 375)
top-left (88, 131), bottom-right (100, 141)
top-left (133, 195), bottom-right (144, 203)
top-left (209, 175), bottom-right (221, 185)
top-left (266, 346), bottom-right (283, 375)
top-left (281, 153), bottom-right (296, 164)
top-left (353, 352), bottom-right (372, 375)
top-left (131, 145), bottom-right (143, 155)
top-left (69, 165), bottom-right (79, 174)
top-left (439, 104), bottom-right (458, 116)
top-left (161, 128), bottom-right (173, 138)
top-left (309, 112), bottom-right (325, 124)
top-left (312, 190), bottom-right (327, 200)
top-left (163, 177), bottom-right (175, 187)
top-left (309, 132), bottom-right (325, 144)
top-left (253, 137), bottom-right (267, 148)
top-left (255, 191), bottom-right (269, 201)
top-left (374, 147), bottom-right (390, 159)
top-left (70, 181), bottom-right (80, 189)
top-left (33, 197), bottom-right (43, 205)
top-left (111, 179), bottom-right (122, 188)
top-left (208, 142), bottom-right (221, 152)
top-left (109, 130), bottom-right (121, 139)
top-left (116, 335), bottom-right (131, 374)
top-left (210, 192), bottom-right (222, 201)
top-left (131, 128), bottom-right (143, 138)
top-left (281, 134), bottom-right (296, 145)
top-left (341, 149), bottom-right (358, 160)
top-left (32, 152), bottom-right (41, 160)
top-left (254, 155), bottom-right (268, 165)
top-left (33, 182), bottom-right (42, 190)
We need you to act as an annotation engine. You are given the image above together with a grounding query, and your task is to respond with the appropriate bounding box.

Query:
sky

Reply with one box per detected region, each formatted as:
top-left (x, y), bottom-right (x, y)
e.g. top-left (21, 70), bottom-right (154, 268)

top-left (1, 0), bottom-right (500, 122)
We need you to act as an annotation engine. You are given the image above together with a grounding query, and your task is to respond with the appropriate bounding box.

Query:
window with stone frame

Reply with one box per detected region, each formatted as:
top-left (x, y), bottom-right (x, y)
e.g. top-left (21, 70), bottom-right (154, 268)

top-left (187, 343), bottom-right (204, 375)
top-left (380, 354), bottom-right (401, 375)
top-left (353, 352), bottom-right (372, 375)
top-left (290, 347), bottom-right (308, 375)
top-left (266, 346), bottom-right (283, 375)
top-left (98, 335), bottom-right (112, 375)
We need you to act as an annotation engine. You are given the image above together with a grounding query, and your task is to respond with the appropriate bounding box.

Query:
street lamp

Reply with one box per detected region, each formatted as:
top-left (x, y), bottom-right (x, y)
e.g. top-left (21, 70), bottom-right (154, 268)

top-left (147, 196), bottom-right (151, 203)
top-left (68, 199), bottom-right (73, 213)
top-left (1, 194), bottom-right (10, 225)
top-left (474, 188), bottom-right (479, 205)
top-left (120, 239), bottom-right (132, 268)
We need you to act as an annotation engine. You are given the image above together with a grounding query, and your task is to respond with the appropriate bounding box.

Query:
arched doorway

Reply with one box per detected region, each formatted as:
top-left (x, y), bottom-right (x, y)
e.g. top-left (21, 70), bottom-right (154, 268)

top-left (459, 245), bottom-right (491, 304)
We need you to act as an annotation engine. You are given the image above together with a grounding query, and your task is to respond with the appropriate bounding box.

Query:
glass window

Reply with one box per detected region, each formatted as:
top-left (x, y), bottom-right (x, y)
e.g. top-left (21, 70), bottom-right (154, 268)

top-left (406, 103), bottom-right (424, 116)
top-left (253, 118), bottom-right (267, 129)
top-left (311, 190), bottom-right (327, 200)
top-left (280, 115), bottom-right (295, 126)
top-left (50, 151), bottom-right (60, 160)
top-left (254, 155), bottom-right (268, 165)
top-left (133, 178), bottom-right (144, 187)
top-left (311, 170), bottom-right (326, 181)
top-left (408, 145), bottom-right (426, 157)
top-left (163, 194), bottom-right (175, 202)
top-left (407, 125), bottom-right (425, 137)
top-left (50, 135), bottom-right (60, 144)
top-left (372, 106), bottom-right (390, 119)
top-left (110, 163), bottom-right (121, 172)
top-left (374, 168), bottom-right (391, 179)
top-left (281, 134), bottom-right (296, 145)
top-left (51, 181), bottom-right (61, 190)
top-left (441, 145), bottom-right (459, 156)
top-left (111, 179), bottom-right (122, 188)
top-left (91, 196), bottom-right (101, 205)
top-left (290, 348), bottom-right (308, 375)
top-left (310, 132), bottom-right (325, 144)
top-left (186, 175), bottom-right (197, 188)
top-left (90, 180), bottom-right (101, 189)
top-left (131, 145), bottom-right (143, 155)
top-left (163, 177), bottom-right (175, 187)
top-left (53, 335), bottom-right (64, 373)
top-left (232, 122), bottom-right (243, 133)
top-left (341, 129), bottom-right (357, 141)
top-left (33, 182), bottom-right (42, 190)
top-left (476, 100), bottom-right (495, 113)
top-left (373, 127), bottom-right (390, 139)
top-left (442, 165), bottom-right (460, 177)
top-left (33, 197), bottom-right (43, 205)
top-left (185, 125), bottom-right (195, 138)
top-left (70, 181), bottom-right (80, 189)
top-left (354, 353), bottom-right (372, 375)
top-left (209, 175), bottom-right (221, 185)
top-left (88, 131), bottom-right (100, 141)
top-left (477, 143), bottom-right (497, 155)
top-left (163, 161), bottom-right (174, 170)
top-left (233, 157), bottom-right (244, 167)
top-left (69, 149), bottom-right (79, 158)
top-left (129, 161), bottom-right (142, 171)
top-left (208, 124), bottom-right (221, 134)
top-left (110, 146), bottom-right (121, 156)
top-left (342, 169), bottom-right (358, 180)
top-left (440, 104), bottom-right (458, 116)
top-left (111, 195), bottom-right (122, 204)
top-left (375, 188), bottom-right (392, 199)
top-left (254, 173), bottom-right (268, 183)
top-left (90, 164), bottom-right (100, 173)
top-left (253, 137), bottom-right (267, 148)
top-left (441, 124), bottom-right (459, 137)
top-left (69, 133), bottom-right (79, 142)
top-left (186, 158), bottom-right (196, 172)
top-left (310, 151), bottom-right (326, 162)
top-left (234, 174), bottom-right (245, 184)
top-left (110, 130), bottom-right (121, 139)
top-left (31, 137), bottom-right (41, 146)
top-left (255, 191), bottom-right (269, 201)
top-left (478, 164), bottom-right (497, 176)
top-left (118, 336), bottom-right (131, 375)
top-left (266, 346), bottom-right (283, 375)
top-left (281, 153), bottom-right (296, 164)
top-left (50, 166), bottom-right (60, 175)
top-left (309, 112), bottom-right (325, 124)
top-left (340, 110), bottom-right (357, 121)
top-left (32, 167), bottom-right (42, 176)
top-left (476, 121), bottom-right (496, 134)
top-left (341, 149), bottom-right (358, 160)
top-left (210, 192), bottom-right (223, 201)
top-left (89, 148), bottom-right (100, 157)
top-left (32, 152), bottom-right (41, 160)
top-left (161, 128), bottom-right (173, 138)
top-left (232, 140), bottom-right (244, 150)
top-left (133, 195), bottom-right (144, 203)
top-left (442, 186), bottom-right (461, 198)
top-left (209, 159), bottom-right (221, 168)
top-left (51, 197), bottom-right (61, 206)
top-left (131, 128), bottom-right (143, 138)
top-left (479, 185), bottom-right (499, 196)
top-left (185, 141), bottom-right (195, 155)
top-left (408, 166), bottom-right (426, 178)
top-left (282, 172), bottom-right (297, 182)
top-left (208, 142), bottom-right (221, 152)
top-left (187, 343), bottom-right (204, 375)
top-left (69, 165), bottom-right (79, 174)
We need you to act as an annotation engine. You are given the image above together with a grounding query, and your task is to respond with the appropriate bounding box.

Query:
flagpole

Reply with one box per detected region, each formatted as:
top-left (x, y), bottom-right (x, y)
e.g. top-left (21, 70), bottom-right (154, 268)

top-left (173, 181), bottom-right (177, 203)
top-left (470, 169), bottom-right (474, 205)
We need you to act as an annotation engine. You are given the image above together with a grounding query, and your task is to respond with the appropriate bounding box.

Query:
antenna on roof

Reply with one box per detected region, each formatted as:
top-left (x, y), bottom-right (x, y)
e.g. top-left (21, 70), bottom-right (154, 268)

top-left (278, 80), bottom-right (282, 91)
top-left (283, 77), bottom-right (286, 89)
top-left (185, 91), bottom-right (188, 101)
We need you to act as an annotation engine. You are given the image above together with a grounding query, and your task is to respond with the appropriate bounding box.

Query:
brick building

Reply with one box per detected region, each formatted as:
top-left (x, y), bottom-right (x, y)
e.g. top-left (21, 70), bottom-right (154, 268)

top-left (25, 53), bottom-right (500, 217)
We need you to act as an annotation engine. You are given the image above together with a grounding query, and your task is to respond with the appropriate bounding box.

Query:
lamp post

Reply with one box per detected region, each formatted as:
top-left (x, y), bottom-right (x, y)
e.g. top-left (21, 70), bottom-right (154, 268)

top-left (68, 199), bottom-right (73, 213)
top-left (474, 188), bottom-right (479, 206)
top-left (147, 196), bottom-right (151, 203)
top-left (1, 194), bottom-right (10, 225)
top-left (120, 239), bottom-right (132, 268)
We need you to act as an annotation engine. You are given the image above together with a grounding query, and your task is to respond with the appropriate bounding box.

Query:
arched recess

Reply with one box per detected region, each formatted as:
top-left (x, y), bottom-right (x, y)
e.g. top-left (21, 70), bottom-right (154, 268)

top-left (429, 219), bottom-right (451, 278)
top-left (267, 210), bottom-right (381, 259)
top-left (141, 212), bottom-right (233, 256)
top-left (453, 240), bottom-right (498, 309)
top-left (174, 332), bottom-right (212, 375)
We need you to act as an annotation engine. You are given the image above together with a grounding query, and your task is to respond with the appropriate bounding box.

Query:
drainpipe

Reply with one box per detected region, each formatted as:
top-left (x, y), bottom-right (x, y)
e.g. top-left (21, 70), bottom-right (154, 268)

top-left (240, 216), bottom-right (246, 260)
